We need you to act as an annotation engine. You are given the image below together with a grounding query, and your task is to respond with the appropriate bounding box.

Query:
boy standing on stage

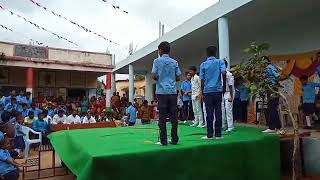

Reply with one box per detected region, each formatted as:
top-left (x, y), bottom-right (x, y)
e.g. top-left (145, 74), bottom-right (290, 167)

top-left (200, 46), bottom-right (226, 140)
top-left (189, 66), bottom-right (204, 128)
top-left (222, 60), bottom-right (235, 132)
top-left (152, 41), bottom-right (182, 146)
top-left (300, 75), bottom-right (320, 129)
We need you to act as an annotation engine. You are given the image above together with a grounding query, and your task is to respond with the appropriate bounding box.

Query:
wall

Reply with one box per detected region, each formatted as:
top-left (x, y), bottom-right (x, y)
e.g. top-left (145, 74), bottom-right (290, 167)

top-left (0, 43), bottom-right (13, 56)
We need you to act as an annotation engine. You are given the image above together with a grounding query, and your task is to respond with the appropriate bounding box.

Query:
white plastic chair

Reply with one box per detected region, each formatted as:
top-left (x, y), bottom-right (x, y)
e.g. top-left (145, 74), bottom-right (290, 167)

top-left (21, 126), bottom-right (42, 158)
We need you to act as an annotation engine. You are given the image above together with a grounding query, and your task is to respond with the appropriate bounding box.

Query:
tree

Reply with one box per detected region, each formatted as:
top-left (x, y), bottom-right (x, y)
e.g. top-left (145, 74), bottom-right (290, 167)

top-left (233, 42), bottom-right (301, 180)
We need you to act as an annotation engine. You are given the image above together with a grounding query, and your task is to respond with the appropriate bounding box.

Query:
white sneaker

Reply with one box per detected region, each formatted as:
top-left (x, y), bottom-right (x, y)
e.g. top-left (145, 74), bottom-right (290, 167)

top-left (201, 125), bottom-right (207, 128)
top-left (226, 128), bottom-right (234, 132)
top-left (190, 124), bottom-right (197, 127)
top-left (197, 125), bottom-right (203, 128)
top-left (183, 121), bottom-right (187, 123)
top-left (215, 137), bottom-right (224, 140)
top-left (201, 136), bottom-right (213, 140)
top-left (155, 142), bottom-right (165, 146)
top-left (262, 129), bottom-right (276, 133)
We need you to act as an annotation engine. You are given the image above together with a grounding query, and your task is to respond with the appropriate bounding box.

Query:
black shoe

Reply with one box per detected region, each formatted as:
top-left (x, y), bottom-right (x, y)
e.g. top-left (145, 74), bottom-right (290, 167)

top-left (169, 141), bottom-right (178, 145)
top-left (304, 126), bottom-right (312, 130)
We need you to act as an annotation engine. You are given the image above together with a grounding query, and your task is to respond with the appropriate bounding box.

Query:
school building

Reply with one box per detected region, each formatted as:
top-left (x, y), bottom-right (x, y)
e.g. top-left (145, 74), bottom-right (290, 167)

top-left (0, 41), bottom-right (114, 102)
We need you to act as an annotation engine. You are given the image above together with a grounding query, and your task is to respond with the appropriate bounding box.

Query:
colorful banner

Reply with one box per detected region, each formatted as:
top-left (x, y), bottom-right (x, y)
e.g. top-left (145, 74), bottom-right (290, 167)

top-left (270, 50), bottom-right (320, 96)
top-left (27, 0), bottom-right (119, 45)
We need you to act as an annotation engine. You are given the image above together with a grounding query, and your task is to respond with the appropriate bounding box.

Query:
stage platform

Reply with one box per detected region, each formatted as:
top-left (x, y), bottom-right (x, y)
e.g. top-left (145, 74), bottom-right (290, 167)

top-left (49, 124), bottom-right (280, 180)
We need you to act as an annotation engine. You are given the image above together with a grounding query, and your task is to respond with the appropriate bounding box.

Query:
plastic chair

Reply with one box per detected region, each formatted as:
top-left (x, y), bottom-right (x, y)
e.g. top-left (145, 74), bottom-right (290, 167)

top-left (21, 126), bottom-right (42, 158)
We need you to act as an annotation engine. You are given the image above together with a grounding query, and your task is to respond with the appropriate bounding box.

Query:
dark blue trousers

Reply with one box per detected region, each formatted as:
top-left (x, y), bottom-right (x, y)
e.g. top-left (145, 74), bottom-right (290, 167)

top-left (204, 92), bottom-right (223, 138)
top-left (157, 94), bottom-right (178, 145)
top-left (266, 97), bottom-right (281, 130)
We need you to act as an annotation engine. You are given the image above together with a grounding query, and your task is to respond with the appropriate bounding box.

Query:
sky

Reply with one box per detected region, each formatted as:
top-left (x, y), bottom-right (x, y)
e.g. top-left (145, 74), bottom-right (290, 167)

top-left (0, 0), bottom-right (218, 79)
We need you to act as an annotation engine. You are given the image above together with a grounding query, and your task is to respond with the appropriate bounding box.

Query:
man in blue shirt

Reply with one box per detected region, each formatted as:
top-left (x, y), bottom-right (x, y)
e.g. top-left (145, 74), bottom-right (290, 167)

top-left (300, 75), bottom-right (320, 129)
top-left (126, 102), bottom-right (136, 126)
top-left (4, 90), bottom-right (16, 106)
top-left (152, 41), bottom-right (182, 145)
top-left (181, 73), bottom-right (194, 121)
top-left (28, 103), bottom-right (42, 118)
top-left (16, 91), bottom-right (27, 105)
top-left (263, 57), bottom-right (281, 133)
top-left (238, 79), bottom-right (250, 123)
top-left (200, 46), bottom-right (226, 139)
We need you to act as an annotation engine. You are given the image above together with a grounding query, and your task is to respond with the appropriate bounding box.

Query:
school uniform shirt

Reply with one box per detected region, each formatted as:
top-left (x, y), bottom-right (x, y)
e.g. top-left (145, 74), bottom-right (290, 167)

top-left (26, 98), bottom-right (32, 107)
top-left (127, 105), bottom-right (136, 123)
top-left (82, 116), bottom-right (96, 124)
top-left (199, 56), bottom-right (226, 93)
top-left (52, 114), bottom-right (67, 124)
top-left (21, 108), bottom-right (29, 118)
top-left (4, 103), bottom-right (21, 112)
top-left (302, 83), bottom-right (320, 103)
top-left (28, 108), bottom-right (42, 118)
top-left (152, 54), bottom-right (182, 95)
top-left (14, 123), bottom-right (24, 137)
top-left (4, 96), bottom-right (12, 106)
top-left (266, 64), bottom-right (280, 85)
top-left (24, 117), bottom-right (37, 124)
top-left (47, 109), bottom-right (55, 118)
top-left (32, 120), bottom-right (48, 132)
top-left (181, 80), bottom-right (192, 101)
top-left (191, 74), bottom-right (201, 100)
top-left (0, 149), bottom-right (17, 176)
top-left (66, 115), bottom-right (81, 124)
top-left (16, 95), bottom-right (27, 104)
top-left (239, 84), bottom-right (250, 102)
top-left (225, 71), bottom-right (235, 93)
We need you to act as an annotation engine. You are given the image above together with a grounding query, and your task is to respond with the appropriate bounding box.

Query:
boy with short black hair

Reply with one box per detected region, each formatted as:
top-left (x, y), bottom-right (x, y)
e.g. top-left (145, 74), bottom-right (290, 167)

top-left (300, 75), bottom-right (320, 129)
top-left (126, 102), bottom-right (136, 126)
top-left (0, 131), bottom-right (21, 180)
top-left (24, 111), bottom-right (36, 125)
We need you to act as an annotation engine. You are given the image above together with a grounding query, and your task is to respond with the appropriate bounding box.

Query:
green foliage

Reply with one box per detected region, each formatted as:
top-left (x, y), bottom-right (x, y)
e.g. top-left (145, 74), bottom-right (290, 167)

top-left (233, 42), bottom-right (281, 99)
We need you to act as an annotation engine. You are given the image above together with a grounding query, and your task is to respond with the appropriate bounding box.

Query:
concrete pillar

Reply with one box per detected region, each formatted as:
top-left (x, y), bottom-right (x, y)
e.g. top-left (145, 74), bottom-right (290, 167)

top-left (105, 72), bottom-right (112, 110)
top-left (26, 67), bottom-right (33, 98)
top-left (129, 64), bottom-right (134, 102)
top-left (145, 73), bottom-right (154, 102)
top-left (111, 73), bottom-right (116, 94)
top-left (218, 17), bottom-right (230, 69)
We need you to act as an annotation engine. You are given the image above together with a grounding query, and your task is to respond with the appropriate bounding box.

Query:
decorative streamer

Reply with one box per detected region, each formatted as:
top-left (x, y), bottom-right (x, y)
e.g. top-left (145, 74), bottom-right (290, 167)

top-left (101, 0), bottom-right (128, 14)
top-left (27, 0), bottom-right (119, 45)
top-left (0, 4), bottom-right (78, 46)
top-left (0, 24), bottom-right (45, 46)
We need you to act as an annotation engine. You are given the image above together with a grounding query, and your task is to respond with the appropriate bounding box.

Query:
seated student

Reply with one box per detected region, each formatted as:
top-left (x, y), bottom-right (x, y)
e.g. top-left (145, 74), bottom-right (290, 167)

top-left (82, 111), bottom-right (96, 124)
top-left (52, 110), bottom-right (67, 125)
top-left (16, 91), bottom-right (26, 105)
top-left (140, 100), bottom-right (151, 124)
top-left (46, 102), bottom-right (55, 118)
top-left (66, 110), bottom-right (81, 124)
top-left (20, 103), bottom-right (29, 118)
top-left (25, 92), bottom-right (32, 108)
top-left (32, 113), bottom-right (49, 144)
top-left (24, 111), bottom-right (36, 125)
top-left (238, 80), bottom-right (250, 123)
top-left (97, 111), bottom-right (108, 122)
top-left (42, 110), bottom-right (53, 124)
top-left (0, 131), bottom-right (21, 180)
top-left (28, 103), bottom-right (42, 118)
top-left (126, 102), bottom-right (136, 126)
top-left (300, 75), bottom-right (320, 129)
top-left (13, 113), bottom-right (25, 157)
top-left (4, 97), bottom-right (21, 113)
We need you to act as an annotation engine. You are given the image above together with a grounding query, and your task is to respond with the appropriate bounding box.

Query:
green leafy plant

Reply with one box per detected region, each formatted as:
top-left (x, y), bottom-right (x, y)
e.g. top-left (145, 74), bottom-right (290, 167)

top-left (234, 42), bottom-right (301, 180)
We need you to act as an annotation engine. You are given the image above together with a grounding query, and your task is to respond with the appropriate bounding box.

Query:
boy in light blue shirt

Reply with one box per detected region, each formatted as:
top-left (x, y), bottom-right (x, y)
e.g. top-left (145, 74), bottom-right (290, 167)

top-left (181, 73), bottom-right (194, 121)
top-left (126, 102), bottom-right (136, 126)
top-left (300, 75), bottom-right (320, 129)
top-left (152, 41), bottom-right (182, 146)
top-left (0, 132), bottom-right (21, 180)
top-left (199, 45), bottom-right (226, 139)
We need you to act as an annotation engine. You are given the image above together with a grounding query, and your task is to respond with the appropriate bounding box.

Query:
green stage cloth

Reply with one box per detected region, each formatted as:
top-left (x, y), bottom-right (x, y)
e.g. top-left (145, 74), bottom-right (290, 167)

top-left (49, 124), bottom-right (280, 180)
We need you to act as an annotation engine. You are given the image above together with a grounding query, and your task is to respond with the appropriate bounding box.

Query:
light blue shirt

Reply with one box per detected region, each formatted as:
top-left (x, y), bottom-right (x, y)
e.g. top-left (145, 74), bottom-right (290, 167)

top-left (127, 105), bottom-right (136, 123)
top-left (199, 56), bottom-right (226, 93)
top-left (266, 64), bottom-right (280, 85)
top-left (21, 108), bottom-right (29, 117)
top-left (4, 103), bottom-right (21, 112)
top-left (152, 54), bottom-right (182, 95)
top-left (4, 96), bottom-right (12, 106)
top-left (239, 84), bottom-right (250, 101)
top-left (181, 80), bottom-right (192, 101)
top-left (32, 119), bottom-right (48, 133)
top-left (302, 83), bottom-right (320, 103)
top-left (16, 95), bottom-right (27, 105)
top-left (28, 108), bottom-right (42, 118)
top-left (0, 149), bottom-right (16, 176)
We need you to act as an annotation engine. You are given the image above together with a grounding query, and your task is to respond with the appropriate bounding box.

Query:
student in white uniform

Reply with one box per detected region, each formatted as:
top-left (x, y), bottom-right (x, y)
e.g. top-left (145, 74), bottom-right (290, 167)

top-left (52, 110), bottom-right (67, 124)
top-left (222, 60), bottom-right (235, 132)
top-left (66, 110), bottom-right (81, 124)
top-left (82, 111), bottom-right (96, 124)
top-left (189, 66), bottom-right (204, 128)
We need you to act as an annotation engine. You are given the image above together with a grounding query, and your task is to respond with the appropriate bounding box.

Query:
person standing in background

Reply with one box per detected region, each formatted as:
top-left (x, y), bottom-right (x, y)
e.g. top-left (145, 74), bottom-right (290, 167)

top-left (238, 78), bottom-right (250, 123)
top-left (181, 73), bottom-right (194, 122)
top-left (189, 66), bottom-right (204, 128)
top-left (152, 41), bottom-right (182, 146)
top-left (222, 60), bottom-right (235, 132)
